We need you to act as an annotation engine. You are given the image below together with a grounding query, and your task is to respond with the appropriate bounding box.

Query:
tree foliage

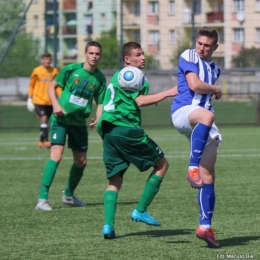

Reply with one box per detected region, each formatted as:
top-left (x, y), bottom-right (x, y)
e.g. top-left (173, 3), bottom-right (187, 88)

top-left (95, 26), bottom-right (120, 69)
top-left (171, 37), bottom-right (191, 68)
top-left (0, 0), bottom-right (24, 49)
top-left (0, 0), bottom-right (41, 77)
top-left (145, 55), bottom-right (159, 69)
top-left (0, 33), bottom-right (40, 77)
top-left (231, 47), bottom-right (260, 68)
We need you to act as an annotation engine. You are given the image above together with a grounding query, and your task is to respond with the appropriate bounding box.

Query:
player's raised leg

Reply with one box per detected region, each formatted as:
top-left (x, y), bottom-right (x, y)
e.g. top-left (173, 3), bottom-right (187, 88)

top-left (187, 109), bottom-right (214, 188)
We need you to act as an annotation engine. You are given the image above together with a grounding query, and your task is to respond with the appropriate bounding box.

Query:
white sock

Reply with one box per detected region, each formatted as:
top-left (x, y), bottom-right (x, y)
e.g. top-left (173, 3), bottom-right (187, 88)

top-left (189, 166), bottom-right (198, 170)
top-left (200, 224), bottom-right (211, 230)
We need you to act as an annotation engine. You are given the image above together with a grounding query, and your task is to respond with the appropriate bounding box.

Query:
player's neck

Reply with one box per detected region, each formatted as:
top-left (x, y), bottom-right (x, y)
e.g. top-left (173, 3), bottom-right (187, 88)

top-left (83, 62), bottom-right (97, 73)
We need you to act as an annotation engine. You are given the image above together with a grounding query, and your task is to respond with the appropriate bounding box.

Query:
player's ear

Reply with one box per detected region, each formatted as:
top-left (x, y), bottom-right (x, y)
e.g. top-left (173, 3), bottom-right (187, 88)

top-left (213, 43), bottom-right (219, 51)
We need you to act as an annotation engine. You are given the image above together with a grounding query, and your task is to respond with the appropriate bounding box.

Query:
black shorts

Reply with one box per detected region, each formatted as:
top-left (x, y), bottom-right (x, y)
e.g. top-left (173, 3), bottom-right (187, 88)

top-left (35, 105), bottom-right (53, 118)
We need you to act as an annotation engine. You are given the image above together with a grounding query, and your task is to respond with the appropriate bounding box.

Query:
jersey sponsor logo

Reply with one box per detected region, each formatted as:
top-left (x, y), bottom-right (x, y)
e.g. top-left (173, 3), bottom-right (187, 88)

top-left (41, 78), bottom-right (52, 82)
top-left (74, 74), bottom-right (79, 76)
top-left (69, 95), bottom-right (88, 107)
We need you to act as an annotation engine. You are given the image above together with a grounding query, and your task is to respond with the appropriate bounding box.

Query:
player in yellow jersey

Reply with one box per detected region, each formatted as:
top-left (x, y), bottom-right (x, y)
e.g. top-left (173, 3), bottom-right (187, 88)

top-left (27, 53), bottom-right (61, 149)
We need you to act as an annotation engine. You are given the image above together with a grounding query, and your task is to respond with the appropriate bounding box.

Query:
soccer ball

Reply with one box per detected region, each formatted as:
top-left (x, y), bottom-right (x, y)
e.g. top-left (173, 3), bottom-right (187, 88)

top-left (118, 66), bottom-right (145, 93)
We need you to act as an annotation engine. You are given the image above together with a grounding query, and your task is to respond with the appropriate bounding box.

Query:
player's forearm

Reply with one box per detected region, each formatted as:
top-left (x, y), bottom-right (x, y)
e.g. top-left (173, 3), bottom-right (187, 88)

top-left (191, 79), bottom-right (220, 94)
top-left (47, 81), bottom-right (59, 106)
top-left (135, 91), bottom-right (170, 107)
top-left (95, 104), bottom-right (103, 121)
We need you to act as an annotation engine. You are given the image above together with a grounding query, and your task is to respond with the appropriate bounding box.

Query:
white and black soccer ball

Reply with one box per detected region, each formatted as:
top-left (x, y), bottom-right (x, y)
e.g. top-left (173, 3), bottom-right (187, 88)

top-left (118, 66), bottom-right (145, 93)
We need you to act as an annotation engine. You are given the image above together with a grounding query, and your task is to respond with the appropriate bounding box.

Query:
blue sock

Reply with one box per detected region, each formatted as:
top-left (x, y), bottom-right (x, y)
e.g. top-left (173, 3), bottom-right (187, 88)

top-left (197, 184), bottom-right (215, 225)
top-left (190, 123), bottom-right (211, 167)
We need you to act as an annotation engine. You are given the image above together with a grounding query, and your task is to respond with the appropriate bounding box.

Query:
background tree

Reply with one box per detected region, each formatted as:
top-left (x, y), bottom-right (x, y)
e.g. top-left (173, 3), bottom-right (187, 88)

top-left (0, 33), bottom-right (40, 77)
top-left (0, 0), bottom-right (41, 77)
top-left (0, 0), bottom-right (24, 49)
top-left (231, 47), bottom-right (260, 68)
top-left (95, 26), bottom-right (120, 69)
top-left (145, 55), bottom-right (159, 69)
top-left (171, 37), bottom-right (191, 68)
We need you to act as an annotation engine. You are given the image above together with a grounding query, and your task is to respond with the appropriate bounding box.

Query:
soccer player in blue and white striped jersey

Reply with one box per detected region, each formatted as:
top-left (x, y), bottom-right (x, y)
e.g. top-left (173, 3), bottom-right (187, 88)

top-left (171, 27), bottom-right (222, 248)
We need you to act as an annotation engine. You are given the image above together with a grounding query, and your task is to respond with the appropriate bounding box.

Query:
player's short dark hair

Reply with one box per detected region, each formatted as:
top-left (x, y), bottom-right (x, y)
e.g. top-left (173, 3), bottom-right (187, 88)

top-left (41, 53), bottom-right (52, 59)
top-left (197, 27), bottom-right (218, 45)
top-left (85, 41), bottom-right (102, 52)
top-left (122, 42), bottom-right (142, 60)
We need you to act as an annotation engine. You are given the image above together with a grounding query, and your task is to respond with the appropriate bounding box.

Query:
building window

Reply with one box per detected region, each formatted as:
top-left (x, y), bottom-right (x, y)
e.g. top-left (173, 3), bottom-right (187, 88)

top-left (234, 28), bottom-right (244, 42)
top-left (234, 0), bottom-right (244, 12)
top-left (169, 30), bottom-right (176, 44)
top-left (194, 0), bottom-right (201, 14)
top-left (257, 28), bottom-right (260, 42)
top-left (218, 3), bottom-right (224, 12)
top-left (134, 2), bottom-right (140, 16)
top-left (149, 1), bottom-right (159, 14)
top-left (169, 1), bottom-right (175, 14)
top-left (256, 0), bottom-right (260, 11)
top-left (100, 13), bottom-right (106, 27)
top-left (34, 15), bottom-right (39, 28)
top-left (87, 1), bottom-right (93, 11)
top-left (217, 28), bottom-right (224, 43)
top-left (149, 30), bottom-right (159, 44)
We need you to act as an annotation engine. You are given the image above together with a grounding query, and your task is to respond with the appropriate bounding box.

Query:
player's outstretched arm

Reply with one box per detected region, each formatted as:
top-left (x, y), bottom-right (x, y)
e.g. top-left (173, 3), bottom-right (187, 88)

top-left (135, 86), bottom-right (178, 107)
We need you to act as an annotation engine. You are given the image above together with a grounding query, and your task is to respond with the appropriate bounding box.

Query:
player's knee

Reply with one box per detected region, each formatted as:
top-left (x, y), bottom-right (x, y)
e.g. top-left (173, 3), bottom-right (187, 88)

top-left (203, 111), bottom-right (215, 125)
top-left (109, 174), bottom-right (123, 190)
top-left (154, 157), bottom-right (169, 174)
top-left (76, 160), bottom-right (87, 168)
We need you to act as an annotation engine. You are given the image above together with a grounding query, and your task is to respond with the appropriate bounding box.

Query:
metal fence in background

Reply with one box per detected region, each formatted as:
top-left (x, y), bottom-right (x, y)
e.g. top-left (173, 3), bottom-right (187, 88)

top-left (0, 92), bottom-right (259, 131)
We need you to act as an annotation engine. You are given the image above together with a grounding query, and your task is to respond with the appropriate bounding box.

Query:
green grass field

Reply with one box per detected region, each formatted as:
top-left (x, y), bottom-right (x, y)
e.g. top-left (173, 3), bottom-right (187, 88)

top-left (0, 126), bottom-right (259, 259)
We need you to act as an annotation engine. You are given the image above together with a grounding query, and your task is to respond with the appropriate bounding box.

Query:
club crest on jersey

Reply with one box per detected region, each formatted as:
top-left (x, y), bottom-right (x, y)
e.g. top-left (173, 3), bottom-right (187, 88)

top-left (74, 78), bottom-right (80, 84)
top-left (82, 80), bottom-right (88, 87)
top-left (90, 84), bottom-right (95, 90)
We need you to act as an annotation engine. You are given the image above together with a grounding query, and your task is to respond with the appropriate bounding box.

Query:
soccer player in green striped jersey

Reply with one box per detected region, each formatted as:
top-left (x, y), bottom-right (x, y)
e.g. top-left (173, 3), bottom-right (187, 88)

top-left (96, 42), bottom-right (178, 239)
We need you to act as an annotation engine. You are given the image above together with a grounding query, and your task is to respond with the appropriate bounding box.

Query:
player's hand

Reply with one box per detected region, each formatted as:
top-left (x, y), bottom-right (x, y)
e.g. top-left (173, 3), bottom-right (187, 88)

top-left (27, 98), bottom-right (35, 112)
top-left (214, 87), bottom-right (222, 100)
top-left (168, 86), bottom-right (178, 97)
top-left (89, 118), bottom-right (97, 131)
top-left (53, 104), bottom-right (66, 116)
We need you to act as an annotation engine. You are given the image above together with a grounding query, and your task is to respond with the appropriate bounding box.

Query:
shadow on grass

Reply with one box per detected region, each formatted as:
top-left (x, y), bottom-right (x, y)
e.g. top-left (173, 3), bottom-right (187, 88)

top-left (218, 235), bottom-right (260, 247)
top-left (55, 201), bottom-right (139, 209)
top-left (87, 201), bottom-right (139, 207)
top-left (118, 229), bottom-right (193, 238)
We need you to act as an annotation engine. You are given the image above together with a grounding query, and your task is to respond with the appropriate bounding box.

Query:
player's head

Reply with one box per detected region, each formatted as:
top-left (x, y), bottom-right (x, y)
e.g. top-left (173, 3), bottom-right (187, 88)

top-left (195, 27), bottom-right (218, 62)
top-left (84, 41), bottom-right (102, 68)
top-left (122, 42), bottom-right (145, 69)
top-left (85, 41), bottom-right (102, 53)
top-left (41, 53), bottom-right (52, 68)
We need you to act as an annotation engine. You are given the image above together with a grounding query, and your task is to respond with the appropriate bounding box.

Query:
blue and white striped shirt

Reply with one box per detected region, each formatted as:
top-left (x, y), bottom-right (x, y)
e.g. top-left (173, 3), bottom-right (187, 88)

top-left (171, 49), bottom-right (221, 114)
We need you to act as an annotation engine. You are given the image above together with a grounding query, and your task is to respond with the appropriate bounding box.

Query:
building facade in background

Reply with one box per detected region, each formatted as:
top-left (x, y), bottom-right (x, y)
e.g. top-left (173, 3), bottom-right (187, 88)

top-left (25, 0), bottom-right (260, 69)
top-left (118, 0), bottom-right (260, 69)
top-left (25, 0), bottom-right (116, 67)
